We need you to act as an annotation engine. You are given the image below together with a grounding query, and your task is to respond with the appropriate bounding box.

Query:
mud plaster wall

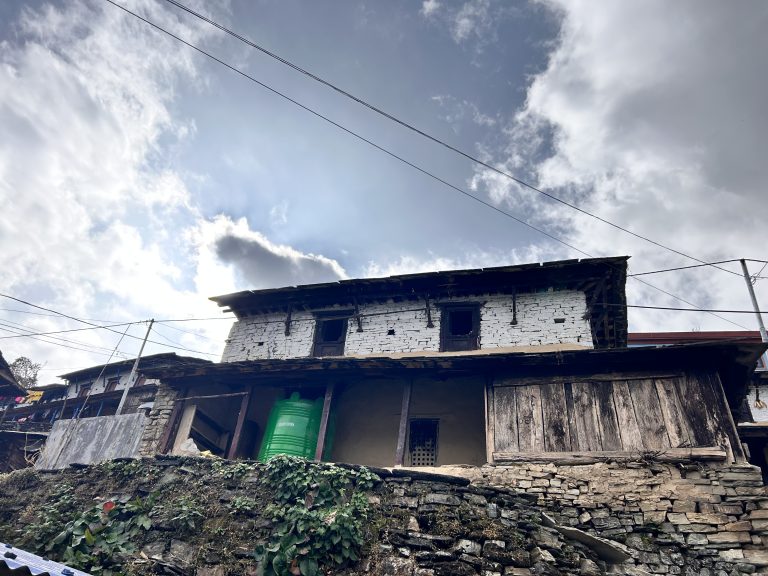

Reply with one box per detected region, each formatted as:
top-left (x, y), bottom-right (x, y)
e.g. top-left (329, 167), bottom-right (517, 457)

top-left (221, 290), bottom-right (592, 362)
top-left (330, 377), bottom-right (486, 468)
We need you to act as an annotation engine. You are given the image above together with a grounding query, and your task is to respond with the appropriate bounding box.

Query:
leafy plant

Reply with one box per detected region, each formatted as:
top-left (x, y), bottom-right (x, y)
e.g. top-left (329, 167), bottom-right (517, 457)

top-left (254, 455), bottom-right (379, 576)
top-left (228, 496), bottom-right (259, 514)
top-left (22, 483), bottom-right (76, 550)
top-left (43, 495), bottom-right (154, 575)
top-left (163, 495), bottom-right (206, 532)
top-left (211, 459), bottom-right (256, 480)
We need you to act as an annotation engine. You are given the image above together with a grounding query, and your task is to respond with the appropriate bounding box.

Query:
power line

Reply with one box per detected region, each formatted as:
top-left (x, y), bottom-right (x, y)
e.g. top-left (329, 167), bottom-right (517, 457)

top-left (0, 324), bottom-right (130, 358)
top-left (0, 293), bottom-right (217, 357)
top-left (629, 259), bottom-right (768, 279)
top-left (0, 321), bottom-right (138, 340)
top-left (102, 0), bottom-right (754, 332)
top-left (101, 0), bottom-right (596, 259)
top-left (622, 304), bottom-right (768, 314)
top-left (160, 0), bottom-right (745, 281)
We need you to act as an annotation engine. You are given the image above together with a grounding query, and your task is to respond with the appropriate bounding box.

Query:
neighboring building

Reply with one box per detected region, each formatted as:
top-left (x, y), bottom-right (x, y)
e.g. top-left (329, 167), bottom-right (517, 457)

top-left (1, 353), bottom-right (211, 472)
top-left (0, 349), bottom-right (24, 398)
top-left (3, 353), bottom-right (211, 424)
top-left (0, 349), bottom-right (35, 472)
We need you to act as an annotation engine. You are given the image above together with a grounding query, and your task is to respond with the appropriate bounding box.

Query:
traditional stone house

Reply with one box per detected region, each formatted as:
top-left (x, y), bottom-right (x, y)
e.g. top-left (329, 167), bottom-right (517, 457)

top-left (21, 257), bottom-right (768, 572)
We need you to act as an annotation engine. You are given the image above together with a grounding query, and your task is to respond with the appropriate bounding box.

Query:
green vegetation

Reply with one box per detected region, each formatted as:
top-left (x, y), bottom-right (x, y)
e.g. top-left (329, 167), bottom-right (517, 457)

top-left (255, 454), bottom-right (380, 576)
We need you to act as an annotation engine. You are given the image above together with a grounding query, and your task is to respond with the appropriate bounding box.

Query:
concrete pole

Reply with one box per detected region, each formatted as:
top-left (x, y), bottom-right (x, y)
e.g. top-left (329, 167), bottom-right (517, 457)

top-left (116, 319), bottom-right (154, 415)
top-left (740, 260), bottom-right (768, 343)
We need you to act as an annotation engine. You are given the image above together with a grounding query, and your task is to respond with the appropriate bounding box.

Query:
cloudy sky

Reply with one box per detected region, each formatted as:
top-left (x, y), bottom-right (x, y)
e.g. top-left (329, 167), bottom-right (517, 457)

top-left (1, 0), bottom-right (767, 382)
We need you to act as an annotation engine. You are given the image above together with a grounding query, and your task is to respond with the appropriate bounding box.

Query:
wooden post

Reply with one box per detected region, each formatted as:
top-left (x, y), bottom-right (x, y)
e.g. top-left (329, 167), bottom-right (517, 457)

top-left (314, 383), bottom-right (335, 461)
top-left (394, 380), bottom-right (412, 467)
top-left (159, 399), bottom-right (185, 454)
top-left (227, 388), bottom-right (252, 459)
top-left (484, 377), bottom-right (495, 464)
top-left (171, 403), bottom-right (197, 454)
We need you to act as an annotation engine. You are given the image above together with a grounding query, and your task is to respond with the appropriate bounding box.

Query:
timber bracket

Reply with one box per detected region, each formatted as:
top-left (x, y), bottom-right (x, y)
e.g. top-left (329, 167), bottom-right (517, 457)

top-left (425, 295), bottom-right (435, 328)
top-left (353, 299), bottom-right (364, 332)
top-left (284, 305), bottom-right (293, 336)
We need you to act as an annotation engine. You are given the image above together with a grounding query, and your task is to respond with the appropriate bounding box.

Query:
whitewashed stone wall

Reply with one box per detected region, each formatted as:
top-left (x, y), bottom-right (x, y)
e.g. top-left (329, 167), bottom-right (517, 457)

top-left (63, 372), bottom-right (160, 400)
top-left (221, 289), bottom-right (592, 362)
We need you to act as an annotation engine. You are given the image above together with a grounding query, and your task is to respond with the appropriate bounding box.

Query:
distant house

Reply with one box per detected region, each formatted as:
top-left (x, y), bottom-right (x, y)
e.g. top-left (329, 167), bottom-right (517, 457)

top-left (1, 353), bottom-right (211, 471)
top-left (3, 353), bottom-right (211, 424)
top-left (0, 350), bottom-right (24, 398)
top-left (0, 350), bottom-right (35, 472)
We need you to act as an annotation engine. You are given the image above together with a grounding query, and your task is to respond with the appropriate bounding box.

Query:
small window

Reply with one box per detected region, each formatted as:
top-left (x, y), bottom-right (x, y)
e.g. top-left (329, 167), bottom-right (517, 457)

top-left (135, 376), bottom-right (147, 387)
top-left (440, 304), bottom-right (480, 352)
top-left (409, 419), bottom-right (439, 466)
top-left (312, 312), bottom-right (351, 357)
top-left (78, 384), bottom-right (92, 398)
top-left (105, 378), bottom-right (120, 392)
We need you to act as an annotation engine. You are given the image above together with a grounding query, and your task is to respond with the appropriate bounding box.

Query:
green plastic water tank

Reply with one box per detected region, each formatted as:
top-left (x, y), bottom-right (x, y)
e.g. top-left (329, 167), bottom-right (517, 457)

top-left (258, 392), bottom-right (328, 462)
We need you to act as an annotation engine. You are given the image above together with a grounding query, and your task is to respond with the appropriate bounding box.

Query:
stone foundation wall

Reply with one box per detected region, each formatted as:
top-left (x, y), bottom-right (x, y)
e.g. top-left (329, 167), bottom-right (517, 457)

top-left (1, 457), bottom-right (766, 575)
top-left (418, 461), bottom-right (768, 573)
top-left (137, 384), bottom-right (178, 456)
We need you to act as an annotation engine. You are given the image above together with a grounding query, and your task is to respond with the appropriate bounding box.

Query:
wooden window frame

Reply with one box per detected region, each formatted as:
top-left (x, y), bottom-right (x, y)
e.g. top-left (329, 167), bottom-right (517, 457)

top-left (311, 310), bottom-right (352, 357)
top-left (439, 303), bottom-right (481, 352)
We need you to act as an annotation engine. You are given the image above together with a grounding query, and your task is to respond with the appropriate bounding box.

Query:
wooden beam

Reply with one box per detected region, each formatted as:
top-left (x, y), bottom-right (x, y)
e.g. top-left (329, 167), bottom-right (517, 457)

top-left (159, 396), bottom-right (185, 454)
top-left (394, 380), bottom-right (412, 467)
top-left (493, 447), bottom-right (727, 465)
top-left (492, 371), bottom-right (684, 387)
top-left (314, 382), bottom-right (335, 461)
top-left (227, 388), bottom-right (252, 459)
top-left (171, 403), bottom-right (197, 454)
top-left (484, 378), bottom-right (495, 464)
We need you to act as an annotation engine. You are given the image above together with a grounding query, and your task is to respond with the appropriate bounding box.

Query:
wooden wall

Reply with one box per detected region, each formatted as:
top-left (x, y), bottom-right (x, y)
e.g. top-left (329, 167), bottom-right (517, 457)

top-left (488, 371), bottom-right (744, 463)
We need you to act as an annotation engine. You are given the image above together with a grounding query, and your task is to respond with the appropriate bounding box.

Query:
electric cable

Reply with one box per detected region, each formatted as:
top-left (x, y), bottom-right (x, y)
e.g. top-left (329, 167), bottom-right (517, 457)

top-left (159, 0), bottom-right (745, 280)
top-left (0, 293), bottom-right (217, 357)
top-left (102, 0), bottom-right (754, 331)
top-left (0, 321), bottom-right (139, 340)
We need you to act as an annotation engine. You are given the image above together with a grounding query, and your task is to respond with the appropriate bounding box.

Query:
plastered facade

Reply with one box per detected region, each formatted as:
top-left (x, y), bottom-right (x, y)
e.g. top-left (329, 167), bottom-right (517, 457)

top-left (221, 289), bottom-right (592, 362)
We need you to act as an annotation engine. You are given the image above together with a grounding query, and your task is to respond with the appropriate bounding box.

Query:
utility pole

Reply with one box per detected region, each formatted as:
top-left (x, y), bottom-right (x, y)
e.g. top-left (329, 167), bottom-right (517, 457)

top-left (116, 319), bottom-right (154, 416)
top-left (740, 260), bottom-right (768, 343)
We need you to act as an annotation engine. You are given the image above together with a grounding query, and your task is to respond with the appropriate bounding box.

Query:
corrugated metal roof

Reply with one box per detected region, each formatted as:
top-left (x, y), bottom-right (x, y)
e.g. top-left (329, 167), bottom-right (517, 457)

top-left (0, 543), bottom-right (92, 576)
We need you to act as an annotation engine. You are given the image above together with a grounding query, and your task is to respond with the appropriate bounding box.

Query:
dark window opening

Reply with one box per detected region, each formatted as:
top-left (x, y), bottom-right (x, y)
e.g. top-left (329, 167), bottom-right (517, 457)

top-left (449, 310), bottom-right (474, 336)
top-left (408, 419), bottom-right (439, 466)
top-left (440, 304), bottom-right (480, 352)
top-left (106, 378), bottom-right (119, 392)
top-left (320, 319), bottom-right (346, 342)
top-left (312, 312), bottom-right (351, 357)
top-left (78, 384), bottom-right (92, 398)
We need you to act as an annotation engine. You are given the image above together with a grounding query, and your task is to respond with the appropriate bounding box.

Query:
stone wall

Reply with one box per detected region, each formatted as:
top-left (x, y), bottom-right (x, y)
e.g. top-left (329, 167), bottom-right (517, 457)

top-left (1, 457), bottom-right (766, 575)
top-left (221, 290), bottom-right (592, 362)
top-left (137, 384), bottom-right (178, 457)
top-left (426, 460), bottom-right (768, 573)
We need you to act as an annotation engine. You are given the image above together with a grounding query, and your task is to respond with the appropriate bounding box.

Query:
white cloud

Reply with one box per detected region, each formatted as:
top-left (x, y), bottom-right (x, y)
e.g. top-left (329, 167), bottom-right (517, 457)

top-left (421, 0), bottom-right (441, 17)
top-left (452, 0), bottom-right (492, 43)
top-left (269, 200), bottom-right (290, 227)
top-left (472, 0), bottom-right (768, 331)
top-left (431, 94), bottom-right (497, 131)
top-left (0, 1), bottom-right (346, 375)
